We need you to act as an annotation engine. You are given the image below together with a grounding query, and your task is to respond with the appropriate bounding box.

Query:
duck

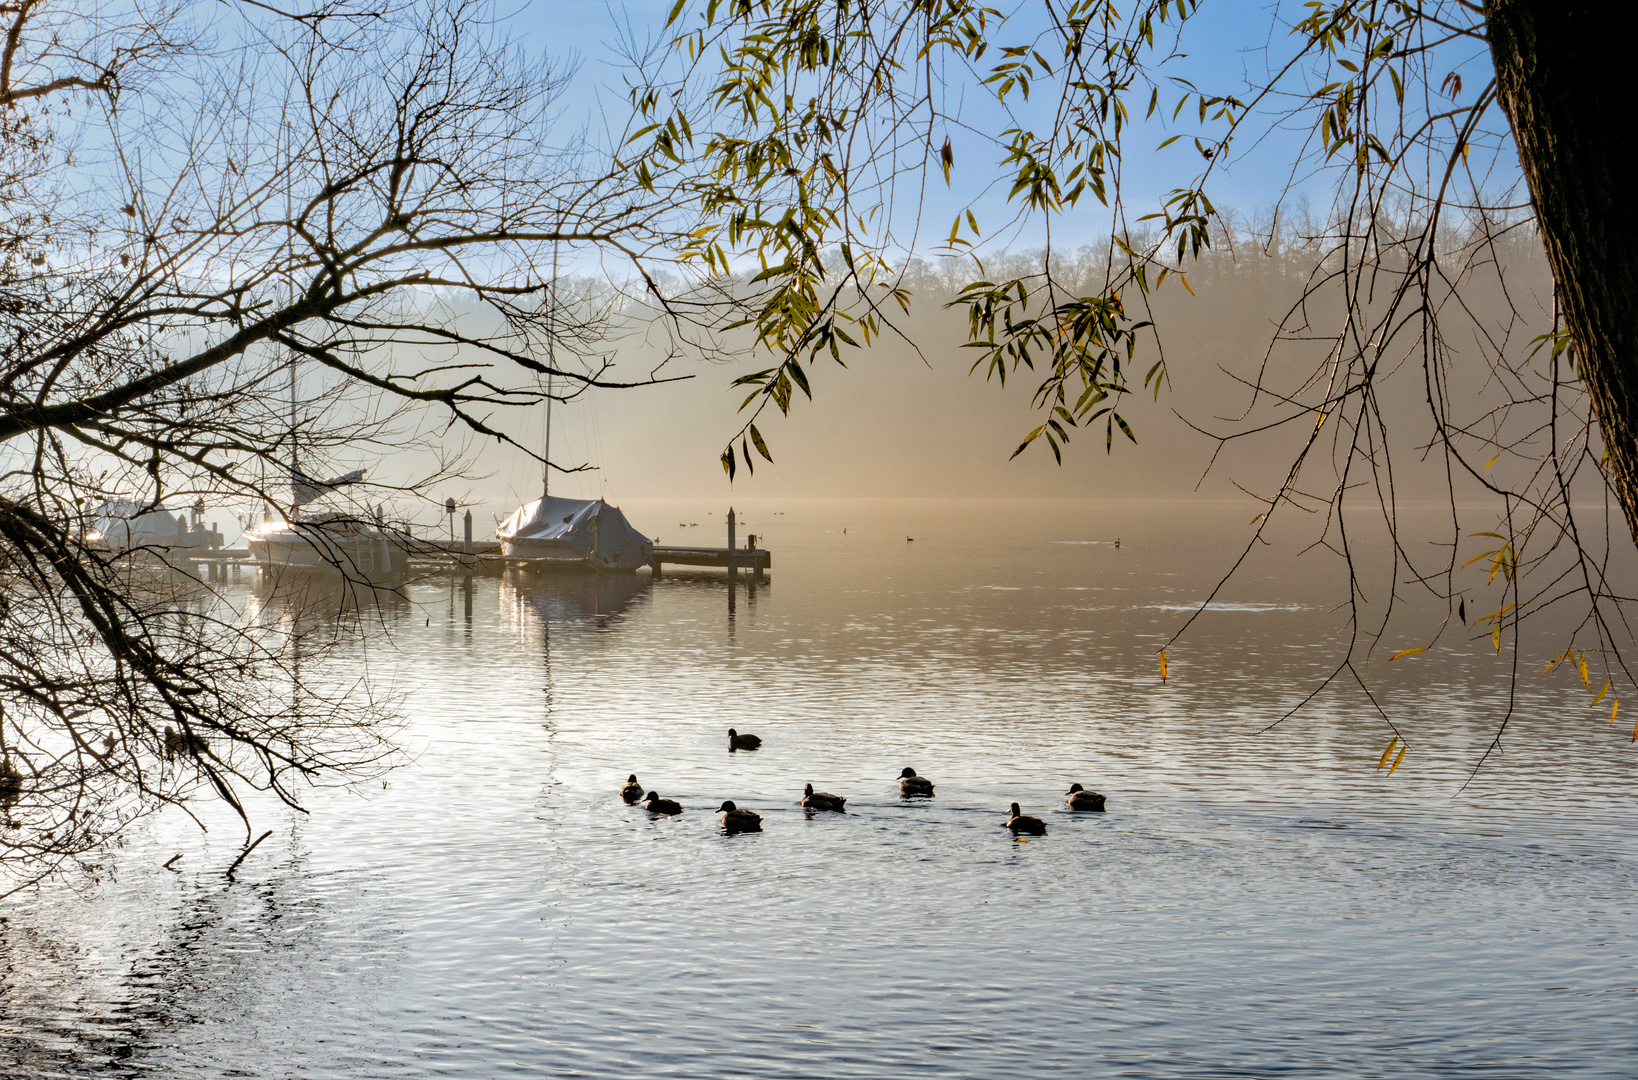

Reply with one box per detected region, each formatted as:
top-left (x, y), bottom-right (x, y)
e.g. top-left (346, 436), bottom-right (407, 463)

top-left (897, 767), bottom-right (935, 797)
top-left (716, 800), bottom-right (763, 833)
top-left (1003, 802), bottom-right (1047, 836)
top-left (642, 791), bottom-right (683, 815)
top-left (0, 756), bottom-right (21, 798)
top-left (163, 724), bottom-right (209, 760)
top-left (800, 783), bottom-right (846, 812)
top-left (728, 728), bottom-right (761, 751)
top-left (1065, 783), bottom-right (1106, 812)
top-left (619, 774), bottom-right (645, 803)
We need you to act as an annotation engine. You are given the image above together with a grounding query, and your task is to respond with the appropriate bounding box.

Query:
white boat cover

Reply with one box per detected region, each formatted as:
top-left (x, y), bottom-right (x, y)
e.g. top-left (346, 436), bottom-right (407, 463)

top-left (83, 498), bottom-right (213, 550)
top-left (495, 496), bottom-right (653, 571)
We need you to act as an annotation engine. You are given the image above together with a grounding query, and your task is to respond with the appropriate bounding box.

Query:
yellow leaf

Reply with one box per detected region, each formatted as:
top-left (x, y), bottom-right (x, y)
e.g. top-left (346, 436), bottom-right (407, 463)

top-left (1388, 647), bottom-right (1426, 661)
top-left (1158, 650), bottom-right (1168, 682)
top-left (1483, 454), bottom-right (1498, 471)
top-left (1387, 744), bottom-right (1408, 775)
top-left (1376, 736), bottom-right (1398, 770)
top-left (1249, 513), bottom-right (1263, 525)
top-left (1578, 653), bottom-right (1590, 688)
top-left (1592, 680), bottom-right (1610, 706)
top-left (1491, 625), bottom-right (1501, 652)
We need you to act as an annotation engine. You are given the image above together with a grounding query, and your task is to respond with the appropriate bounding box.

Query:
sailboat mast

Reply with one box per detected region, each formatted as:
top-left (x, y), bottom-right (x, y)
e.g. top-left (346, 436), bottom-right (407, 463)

top-left (543, 238), bottom-right (559, 502)
top-left (284, 161), bottom-right (299, 503)
top-left (289, 347), bottom-right (298, 480)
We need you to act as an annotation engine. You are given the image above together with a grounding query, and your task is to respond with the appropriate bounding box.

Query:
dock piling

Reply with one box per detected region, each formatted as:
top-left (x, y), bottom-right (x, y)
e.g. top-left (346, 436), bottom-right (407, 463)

top-left (726, 508), bottom-right (737, 585)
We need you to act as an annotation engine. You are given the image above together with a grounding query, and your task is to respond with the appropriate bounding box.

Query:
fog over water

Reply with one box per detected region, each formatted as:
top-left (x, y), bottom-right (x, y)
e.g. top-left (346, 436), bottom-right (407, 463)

top-left (440, 225), bottom-right (1557, 516)
top-left (2, 500), bottom-right (1632, 1078)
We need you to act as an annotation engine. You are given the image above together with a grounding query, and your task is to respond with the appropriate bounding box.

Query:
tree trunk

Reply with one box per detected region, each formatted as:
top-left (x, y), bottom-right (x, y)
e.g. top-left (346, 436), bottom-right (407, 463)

top-left (1486, 0), bottom-right (1638, 546)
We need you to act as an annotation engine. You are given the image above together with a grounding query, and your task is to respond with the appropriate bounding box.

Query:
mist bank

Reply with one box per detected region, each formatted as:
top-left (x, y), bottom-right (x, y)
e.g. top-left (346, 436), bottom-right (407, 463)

top-left (428, 216), bottom-right (1559, 521)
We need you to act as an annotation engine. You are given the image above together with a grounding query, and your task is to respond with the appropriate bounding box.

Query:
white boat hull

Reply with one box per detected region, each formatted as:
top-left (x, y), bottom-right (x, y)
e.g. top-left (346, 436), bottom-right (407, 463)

top-left (246, 523), bottom-right (409, 582)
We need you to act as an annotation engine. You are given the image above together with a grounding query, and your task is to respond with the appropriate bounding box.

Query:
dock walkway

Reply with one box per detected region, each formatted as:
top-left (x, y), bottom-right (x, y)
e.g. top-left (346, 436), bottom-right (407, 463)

top-left (167, 540), bottom-right (770, 578)
top-left (647, 544), bottom-right (770, 578)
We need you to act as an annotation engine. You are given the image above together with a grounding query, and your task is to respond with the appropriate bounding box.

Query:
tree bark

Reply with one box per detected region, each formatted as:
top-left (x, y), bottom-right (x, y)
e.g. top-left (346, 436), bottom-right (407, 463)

top-left (1487, 0), bottom-right (1638, 546)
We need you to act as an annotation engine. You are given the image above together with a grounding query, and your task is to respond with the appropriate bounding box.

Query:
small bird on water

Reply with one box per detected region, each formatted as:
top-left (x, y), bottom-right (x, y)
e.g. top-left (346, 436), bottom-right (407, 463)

top-left (163, 724), bottom-right (208, 760)
top-left (897, 767), bottom-right (935, 797)
top-left (1065, 783), bottom-right (1106, 812)
top-left (643, 791), bottom-right (683, 815)
top-left (1003, 802), bottom-right (1047, 836)
top-left (728, 728), bottom-right (761, 751)
top-left (801, 783), bottom-right (846, 812)
top-left (619, 774), bottom-right (644, 803)
top-left (716, 801), bottom-right (762, 833)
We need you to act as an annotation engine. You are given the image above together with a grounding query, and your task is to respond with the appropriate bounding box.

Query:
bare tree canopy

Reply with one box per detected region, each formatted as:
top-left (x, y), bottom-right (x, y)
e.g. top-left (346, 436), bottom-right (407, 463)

top-left (627, 0), bottom-right (1638, 766)
top-left (0, 0), bottom-right (735, 887)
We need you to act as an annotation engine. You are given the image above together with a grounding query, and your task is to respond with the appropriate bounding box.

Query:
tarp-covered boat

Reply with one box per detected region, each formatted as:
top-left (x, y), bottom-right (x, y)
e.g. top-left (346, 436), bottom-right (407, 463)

top-left (82, 498), bottom-right (224, 553)
top-left (495, 496), bottom-right (652, 572)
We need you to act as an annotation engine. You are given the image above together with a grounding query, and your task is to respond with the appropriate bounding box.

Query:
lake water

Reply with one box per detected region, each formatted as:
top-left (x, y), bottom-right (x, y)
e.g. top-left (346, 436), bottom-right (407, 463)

top-left (2, 499), bottom-right (1634, 1078)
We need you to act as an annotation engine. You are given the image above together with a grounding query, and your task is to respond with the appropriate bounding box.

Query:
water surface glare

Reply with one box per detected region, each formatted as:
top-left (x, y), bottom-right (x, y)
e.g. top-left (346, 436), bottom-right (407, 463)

top-left (3, 500), bottom-right (1635, 1078)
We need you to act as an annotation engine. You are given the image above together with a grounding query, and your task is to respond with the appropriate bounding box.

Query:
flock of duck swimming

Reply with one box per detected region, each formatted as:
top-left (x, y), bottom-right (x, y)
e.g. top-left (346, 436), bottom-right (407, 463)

top-left (622, 728), bottom-right (1108, 836)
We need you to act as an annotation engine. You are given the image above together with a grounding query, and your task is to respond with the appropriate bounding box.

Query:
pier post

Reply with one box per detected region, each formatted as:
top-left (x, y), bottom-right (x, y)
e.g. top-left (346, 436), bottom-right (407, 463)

top-left (463, 509), bottom-right (473, 576)
top-left (726, 508), bottom-right (737, 584)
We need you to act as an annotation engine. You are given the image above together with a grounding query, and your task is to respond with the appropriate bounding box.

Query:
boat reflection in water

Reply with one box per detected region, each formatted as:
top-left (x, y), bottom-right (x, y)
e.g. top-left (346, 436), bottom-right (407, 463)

top-left (500, 564), bottom-right (652, 626)
top-left (246, 559), bottom-right (415, 625)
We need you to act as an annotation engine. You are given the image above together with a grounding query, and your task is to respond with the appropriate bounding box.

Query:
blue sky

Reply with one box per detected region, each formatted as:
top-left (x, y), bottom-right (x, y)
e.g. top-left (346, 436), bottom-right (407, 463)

top-left (501, 0), bottom-right (1513, 263)
top-left (502, 0), bottom-right (1326, 253)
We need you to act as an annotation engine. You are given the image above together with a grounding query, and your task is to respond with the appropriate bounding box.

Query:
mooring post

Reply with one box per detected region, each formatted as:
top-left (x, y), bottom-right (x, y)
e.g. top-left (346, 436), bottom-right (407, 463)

top-left (726, 507), bottom-right (737, 584)
top-left (463, 508), bottom-right (473, 576)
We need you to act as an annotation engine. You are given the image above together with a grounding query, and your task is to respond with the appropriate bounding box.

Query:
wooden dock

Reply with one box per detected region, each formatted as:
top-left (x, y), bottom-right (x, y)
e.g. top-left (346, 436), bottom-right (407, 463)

top-left (161, 505), bottom-right (771, 580)
top-left (167, 541), bottom-right (770, 579)
top-left (647, 544), bottom-right (770, 578)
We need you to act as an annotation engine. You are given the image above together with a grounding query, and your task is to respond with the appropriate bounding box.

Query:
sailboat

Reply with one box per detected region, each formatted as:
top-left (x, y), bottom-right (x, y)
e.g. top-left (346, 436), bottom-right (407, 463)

top-left (244, 350), bottom-right (409, 583)
top-left (494, 265), bottom-right (653, 573)
top-left (244, 476), bottom-right (410, 583)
